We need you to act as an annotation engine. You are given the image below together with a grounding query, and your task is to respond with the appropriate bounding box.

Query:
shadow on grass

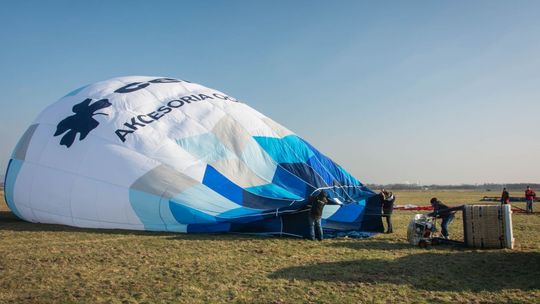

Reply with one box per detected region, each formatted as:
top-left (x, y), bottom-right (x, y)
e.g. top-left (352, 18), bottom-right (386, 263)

top-left (0, 211), bottom-right (169, 235)
top-left (0, 211), bottom-right (265, 241)
top-left (330, 238), bottom-right (471, 252)
top-left (269, 251), bottom-right (540, 292)
top-left (329, 239), bottom-right (415, 251)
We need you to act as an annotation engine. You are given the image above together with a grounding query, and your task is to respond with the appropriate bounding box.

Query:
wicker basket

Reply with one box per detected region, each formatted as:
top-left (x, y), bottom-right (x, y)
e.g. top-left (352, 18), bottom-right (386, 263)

top-left (463, 204), bottom-right (514, 249)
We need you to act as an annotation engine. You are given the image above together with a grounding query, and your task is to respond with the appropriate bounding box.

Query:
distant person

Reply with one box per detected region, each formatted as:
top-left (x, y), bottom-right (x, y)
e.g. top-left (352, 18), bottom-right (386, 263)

top-left (380, 189), bottom-right (395, 233)
top-left (427, 198), bottom-right (455, 239)
top-left (501, 188), bottom-right (510, 205)
top-left (525, 186), bottom-right (536, 213)
top-left (307, 191), bottom-right (328, 241)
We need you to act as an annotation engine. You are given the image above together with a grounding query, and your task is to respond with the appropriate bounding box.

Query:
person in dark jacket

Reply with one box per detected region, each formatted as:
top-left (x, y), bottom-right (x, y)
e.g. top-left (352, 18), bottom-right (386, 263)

top-left (501, 188), bottom-right (510, 205)
top-left (308, 191), bottom-right (328, 241)
top-left (380, 190), bottom-right (395, 233)
top-left (427, 197), bottom-right (455, 239)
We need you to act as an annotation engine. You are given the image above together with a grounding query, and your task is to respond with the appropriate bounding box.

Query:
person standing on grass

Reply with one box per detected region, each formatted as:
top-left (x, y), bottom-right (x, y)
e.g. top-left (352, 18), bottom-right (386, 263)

top-left (428, 198), bottom-right (455, 239)
top-left (501, 187), bottom-right (510, 205)
top-left (525, 186), bottom-right (536, 213)
top-left (307, 190), bottom-right (328, 241)
top-left (380, 190), bottom-right (395, 233)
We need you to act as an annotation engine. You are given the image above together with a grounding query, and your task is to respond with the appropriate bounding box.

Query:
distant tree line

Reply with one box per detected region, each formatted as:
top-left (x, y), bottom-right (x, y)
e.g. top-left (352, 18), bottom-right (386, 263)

top-left (367, 183), bottom-right (540, 191)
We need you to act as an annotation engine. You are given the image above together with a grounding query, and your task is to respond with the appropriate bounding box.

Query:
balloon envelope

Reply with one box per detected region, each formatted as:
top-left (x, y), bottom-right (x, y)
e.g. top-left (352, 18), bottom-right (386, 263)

top-left (4, 76), bottom-right (383, 237)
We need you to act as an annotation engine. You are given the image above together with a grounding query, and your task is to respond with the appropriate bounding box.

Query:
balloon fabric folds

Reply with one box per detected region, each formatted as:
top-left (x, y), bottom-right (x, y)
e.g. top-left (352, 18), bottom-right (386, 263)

top-left (4, 76), bottom-right (383, 237)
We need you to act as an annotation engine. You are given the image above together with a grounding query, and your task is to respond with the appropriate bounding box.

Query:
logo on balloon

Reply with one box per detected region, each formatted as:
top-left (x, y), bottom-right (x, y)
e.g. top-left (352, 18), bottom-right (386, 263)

top-left (54, 98), bottom-right (112, 148)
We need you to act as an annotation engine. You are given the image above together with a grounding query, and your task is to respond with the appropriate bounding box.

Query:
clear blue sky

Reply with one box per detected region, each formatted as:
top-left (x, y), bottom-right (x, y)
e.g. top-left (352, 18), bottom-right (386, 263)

top-left (1, 1), bottom-right (539, 185)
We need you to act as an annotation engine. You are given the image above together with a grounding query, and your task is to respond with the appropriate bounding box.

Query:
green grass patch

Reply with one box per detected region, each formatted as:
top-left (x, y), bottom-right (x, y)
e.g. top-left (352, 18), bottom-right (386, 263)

top-left (0, 190), bottom-right (539, 303)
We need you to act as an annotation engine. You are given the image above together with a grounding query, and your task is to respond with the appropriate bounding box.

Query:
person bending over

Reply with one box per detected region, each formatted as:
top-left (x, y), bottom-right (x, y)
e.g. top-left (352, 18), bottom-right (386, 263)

top-left (428, 197), bottom-right (455, 239)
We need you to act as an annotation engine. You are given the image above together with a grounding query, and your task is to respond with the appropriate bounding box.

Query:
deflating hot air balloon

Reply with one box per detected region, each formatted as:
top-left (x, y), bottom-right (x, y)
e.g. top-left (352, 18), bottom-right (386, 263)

top-left (4, 76), bottom-right (383, 237)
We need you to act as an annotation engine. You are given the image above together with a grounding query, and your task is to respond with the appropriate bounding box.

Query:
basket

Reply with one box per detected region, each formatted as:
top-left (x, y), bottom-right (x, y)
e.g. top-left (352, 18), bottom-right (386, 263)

top-left (463, 204), bottom-right (514, 249)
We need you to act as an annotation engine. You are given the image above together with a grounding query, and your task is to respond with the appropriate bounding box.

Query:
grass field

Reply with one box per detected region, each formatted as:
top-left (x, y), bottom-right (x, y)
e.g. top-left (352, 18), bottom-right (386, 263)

top-left (0, 190), bottom-right (539, 303)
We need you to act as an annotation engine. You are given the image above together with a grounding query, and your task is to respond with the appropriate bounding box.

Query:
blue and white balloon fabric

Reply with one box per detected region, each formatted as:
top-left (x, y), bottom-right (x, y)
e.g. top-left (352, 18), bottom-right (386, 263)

top-left (4, 76), bottom-right (382, 236)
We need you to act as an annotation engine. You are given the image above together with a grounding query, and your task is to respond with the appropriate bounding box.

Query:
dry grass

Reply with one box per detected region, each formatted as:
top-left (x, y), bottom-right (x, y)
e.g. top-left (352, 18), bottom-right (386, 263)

top-left (0, 189), bottom-right (539, 303)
